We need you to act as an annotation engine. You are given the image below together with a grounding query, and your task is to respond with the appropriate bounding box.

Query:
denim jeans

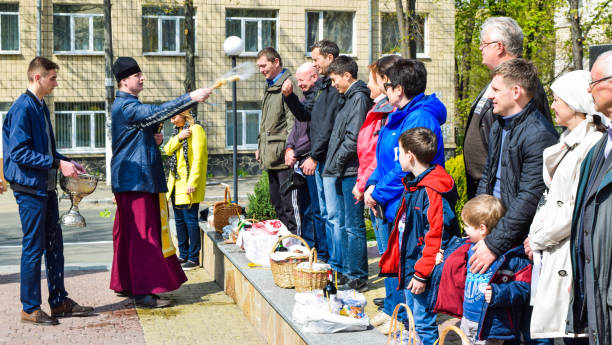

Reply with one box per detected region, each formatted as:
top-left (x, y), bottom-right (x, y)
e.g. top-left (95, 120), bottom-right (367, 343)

top-left (15, 190), bottom-right (68, 313)
top-left (315, 163), bottom-right (333, 263)
top-left (304, 174), bottom-right (328, 261)
top-left (173, 202), bottom-right (201, 264)
top-left (371, 209), bottom-right (406, 322)
top-left (323, 175), bottom-right (368, 280)
top-left (404, 289), bottom-right (439, 345)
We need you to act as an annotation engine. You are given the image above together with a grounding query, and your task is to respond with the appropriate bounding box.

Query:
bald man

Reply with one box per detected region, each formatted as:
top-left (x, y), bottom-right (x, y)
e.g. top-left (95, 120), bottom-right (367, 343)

top-left (282, 62), bottom-right (328, 261)
top-left (568, 51), bottom-right (612, 345)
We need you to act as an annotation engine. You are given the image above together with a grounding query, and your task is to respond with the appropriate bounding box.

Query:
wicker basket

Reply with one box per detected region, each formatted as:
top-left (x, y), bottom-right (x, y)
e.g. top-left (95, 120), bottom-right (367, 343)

top-left (213, 186), bottom-right (241, 233)
top-left (386, 303), bottom-right (416, 345)
top-left (270, 234), bottom-right (310, 288)
top-left (293, 248), bottom-right (329, 293)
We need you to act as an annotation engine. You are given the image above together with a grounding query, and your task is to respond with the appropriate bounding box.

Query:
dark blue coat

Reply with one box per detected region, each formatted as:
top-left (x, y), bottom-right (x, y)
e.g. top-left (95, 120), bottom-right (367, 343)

top-left (2, 91), bottom-right (67, 196)
top-left (379, 165), bottom-right (460, 289)
top-left (428, 240), bottom-right (532, 341)
top-left (111, 91), bottom-right (193, 194)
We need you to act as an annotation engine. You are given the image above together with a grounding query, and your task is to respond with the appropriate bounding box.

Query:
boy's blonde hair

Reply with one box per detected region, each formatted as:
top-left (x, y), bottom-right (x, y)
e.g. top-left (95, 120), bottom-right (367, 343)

top-left (461, 195), bottom-right (505, 233)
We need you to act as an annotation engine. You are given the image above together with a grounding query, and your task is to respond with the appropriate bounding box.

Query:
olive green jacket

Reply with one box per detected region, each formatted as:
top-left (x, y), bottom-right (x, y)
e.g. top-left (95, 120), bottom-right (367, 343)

top-left (258, 69), bottom-right (302, 170)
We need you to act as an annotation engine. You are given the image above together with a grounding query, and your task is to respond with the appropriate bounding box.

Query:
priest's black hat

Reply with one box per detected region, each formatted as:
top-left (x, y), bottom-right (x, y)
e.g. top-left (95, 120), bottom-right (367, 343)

top-left (112, 57), bottom-right (141, 82)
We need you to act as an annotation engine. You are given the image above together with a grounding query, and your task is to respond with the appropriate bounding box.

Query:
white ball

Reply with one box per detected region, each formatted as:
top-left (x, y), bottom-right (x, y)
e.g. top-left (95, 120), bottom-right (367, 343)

top-left (224, 36), bottom-right (244, 56)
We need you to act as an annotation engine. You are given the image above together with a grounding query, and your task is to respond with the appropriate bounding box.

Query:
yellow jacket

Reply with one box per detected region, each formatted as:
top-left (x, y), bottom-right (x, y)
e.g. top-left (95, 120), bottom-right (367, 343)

top-left (163, 124), bottom-right (208, 205)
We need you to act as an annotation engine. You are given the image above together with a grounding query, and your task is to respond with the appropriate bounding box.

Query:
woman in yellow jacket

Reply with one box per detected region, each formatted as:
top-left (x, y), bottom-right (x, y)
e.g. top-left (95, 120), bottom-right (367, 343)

top-left (163, 110), bottom-right (207, 270)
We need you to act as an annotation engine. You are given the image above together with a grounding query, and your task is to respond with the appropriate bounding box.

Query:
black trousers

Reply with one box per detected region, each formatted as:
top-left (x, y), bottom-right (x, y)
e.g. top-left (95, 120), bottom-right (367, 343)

top-left (268, 168), bottom-right (300, 234)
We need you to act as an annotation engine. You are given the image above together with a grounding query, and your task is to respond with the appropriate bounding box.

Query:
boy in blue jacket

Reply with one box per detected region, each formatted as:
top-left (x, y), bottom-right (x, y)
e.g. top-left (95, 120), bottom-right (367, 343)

top-left (379, 127), bottom-right (459, 345)
top-left (429, 195), bottom-right (532, 344)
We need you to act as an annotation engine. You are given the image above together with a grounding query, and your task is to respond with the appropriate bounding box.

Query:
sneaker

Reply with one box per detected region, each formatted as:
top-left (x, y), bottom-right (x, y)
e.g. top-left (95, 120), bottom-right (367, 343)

top-left (348, 278), bottom-right (368, 292)
top-left (371, 311), bottom-right (391, 327)
top-left (181, 260), bottom-right (198, 271)
top-left (177, 257), bottom-right (187, 264)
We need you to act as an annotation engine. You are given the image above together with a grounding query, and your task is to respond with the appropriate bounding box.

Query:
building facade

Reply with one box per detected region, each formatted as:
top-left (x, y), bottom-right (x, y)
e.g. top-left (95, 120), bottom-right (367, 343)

top-left (0, 0), bottom-right (455, 177)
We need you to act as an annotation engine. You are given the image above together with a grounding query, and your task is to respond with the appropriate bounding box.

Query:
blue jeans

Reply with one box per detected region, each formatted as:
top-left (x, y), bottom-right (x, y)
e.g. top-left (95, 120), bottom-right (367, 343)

top-left (315, 163), bottom-right (333, 263)
top-left (15, 190), bottom-right (68, 313)
top-left (173, 202), bottom-right (201, 264)
top-left (371, 209), bottom-right (406, 322)
top-left (323, 175), bottom-right (368, 280)
top-left (303, 174), bottom-right (327, 260)
top-left (404, 289), bottom-right (438, 345)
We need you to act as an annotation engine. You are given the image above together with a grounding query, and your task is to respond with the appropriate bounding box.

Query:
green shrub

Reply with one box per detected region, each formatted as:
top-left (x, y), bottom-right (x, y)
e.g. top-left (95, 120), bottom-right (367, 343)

top-left (446, 154), bottom-right (467, 232)
top-left (246, 171), bottom-right (277, 220)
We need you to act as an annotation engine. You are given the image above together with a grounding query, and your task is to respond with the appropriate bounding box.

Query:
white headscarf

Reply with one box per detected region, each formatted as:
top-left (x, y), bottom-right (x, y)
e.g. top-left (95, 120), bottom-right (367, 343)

top-left (550, 70), bottom-right (597, 115)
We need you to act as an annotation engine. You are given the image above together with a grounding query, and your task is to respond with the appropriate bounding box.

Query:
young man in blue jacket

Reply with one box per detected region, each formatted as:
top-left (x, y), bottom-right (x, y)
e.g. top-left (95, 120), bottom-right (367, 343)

top-left (324, 56), bottom-right (372, 291)
top-left (379, 127), bottom-right (459, 345)
top-left (2, 57), bottom-right (93, 325)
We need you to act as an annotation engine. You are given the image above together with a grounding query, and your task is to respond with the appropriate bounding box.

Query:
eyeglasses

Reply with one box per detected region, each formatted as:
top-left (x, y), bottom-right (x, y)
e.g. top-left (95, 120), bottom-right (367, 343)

top-left (383, 82), bottom-right (395, 90)
top-left (479, 41), bottom-right (499, 49)
top-left (589, 75), bottom-right (612, 88)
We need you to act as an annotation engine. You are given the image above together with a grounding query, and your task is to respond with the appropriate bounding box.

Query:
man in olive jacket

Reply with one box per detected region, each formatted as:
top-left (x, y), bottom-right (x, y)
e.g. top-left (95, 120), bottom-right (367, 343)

top-left (255, 47), bottom-right (302, 233)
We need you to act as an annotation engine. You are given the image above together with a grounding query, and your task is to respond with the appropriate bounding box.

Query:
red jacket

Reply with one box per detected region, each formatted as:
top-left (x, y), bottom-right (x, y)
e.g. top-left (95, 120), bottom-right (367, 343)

top-left (355, 97), bottom-right (394, 193)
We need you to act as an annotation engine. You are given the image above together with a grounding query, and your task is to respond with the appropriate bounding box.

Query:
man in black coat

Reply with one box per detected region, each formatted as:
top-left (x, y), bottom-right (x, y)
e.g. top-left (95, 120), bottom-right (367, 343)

top-left (470, 58), bottom-right (558, 273)
top-left (463, 17), bottom-right (552, 199)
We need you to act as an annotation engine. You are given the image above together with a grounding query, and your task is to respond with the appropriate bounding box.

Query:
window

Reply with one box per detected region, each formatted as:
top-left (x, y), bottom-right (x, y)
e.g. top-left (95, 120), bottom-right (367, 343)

top-left (0, 102), bottom-right (10, 154)
top-left (226, 102), bottom-right (260, 149)
top-left (0, 3), bottom-right (19, 53)
top-left (225, 9), bottom-right (278, 56)
top-left (55, 103), bottom-right (106, 153)
top-left (142, 7), bottom-right (196, 55)
top-left (306, 11), bottom-right (355, 55)
top-left (53, 5), bottom-right (103, 54)
top-left (381, 12), bottom-right (427, 57)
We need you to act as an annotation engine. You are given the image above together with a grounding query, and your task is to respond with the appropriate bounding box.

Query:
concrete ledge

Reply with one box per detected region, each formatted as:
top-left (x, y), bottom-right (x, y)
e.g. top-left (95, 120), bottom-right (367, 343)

top-left (201, 224), bottom-right (387, 345)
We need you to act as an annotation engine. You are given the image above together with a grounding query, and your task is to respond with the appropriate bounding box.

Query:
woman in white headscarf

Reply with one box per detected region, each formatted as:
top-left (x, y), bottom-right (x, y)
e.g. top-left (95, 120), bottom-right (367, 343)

top-left (526, 70), bottom-right (607, 342)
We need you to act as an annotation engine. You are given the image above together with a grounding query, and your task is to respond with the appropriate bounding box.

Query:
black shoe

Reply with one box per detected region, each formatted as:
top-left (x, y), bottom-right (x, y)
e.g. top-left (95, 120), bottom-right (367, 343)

top-left (115, 291), bottom-right (133, 298)
top-left (348, 278), bottom-right (368, 292)
top-left (134, 294), bottom-right (172, 309)
top-left (373, 298), bottom-right (385, 307)
top-left (335, 272), bottom-right (349, 286)
top-left (181, 260), bottom-right (198, 271)
top-left (177, 257), bottom-right (187, 264)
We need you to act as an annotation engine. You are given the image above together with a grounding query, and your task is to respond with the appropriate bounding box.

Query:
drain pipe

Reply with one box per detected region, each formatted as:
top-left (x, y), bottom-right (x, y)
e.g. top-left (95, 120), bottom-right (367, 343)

top-left (368, 0), bottom-right (373, 64)
top-left (37, 0), bottom-right (41, 56)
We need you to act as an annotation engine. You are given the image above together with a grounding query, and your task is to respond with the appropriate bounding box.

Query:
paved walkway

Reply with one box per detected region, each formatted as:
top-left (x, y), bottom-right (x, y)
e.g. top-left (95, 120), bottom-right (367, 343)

top-left (0, 267), bottom-right (265, 345)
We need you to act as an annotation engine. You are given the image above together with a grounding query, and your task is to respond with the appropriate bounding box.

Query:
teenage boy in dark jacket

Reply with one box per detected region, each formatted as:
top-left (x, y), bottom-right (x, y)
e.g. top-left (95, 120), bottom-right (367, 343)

top-left (323, 56), bottom-right (372, 290)
top-left (282, 40), bottom-right (342, 264)
top-left (379, 127), bottom-right (459, 345)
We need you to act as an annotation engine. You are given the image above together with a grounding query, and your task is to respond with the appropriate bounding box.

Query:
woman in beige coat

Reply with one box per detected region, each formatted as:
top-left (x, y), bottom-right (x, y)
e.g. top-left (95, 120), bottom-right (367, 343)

top-left (527, 70), bottom-right (606, 341)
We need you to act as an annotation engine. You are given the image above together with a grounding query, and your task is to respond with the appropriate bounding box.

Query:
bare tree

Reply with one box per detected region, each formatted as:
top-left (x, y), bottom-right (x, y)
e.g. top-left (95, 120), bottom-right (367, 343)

top-left (184, 0), bottom-right (197, 118)
top-left (567, 0), bottom-right (611, 70)
top-left (394, 0), bottom-right (418, 59)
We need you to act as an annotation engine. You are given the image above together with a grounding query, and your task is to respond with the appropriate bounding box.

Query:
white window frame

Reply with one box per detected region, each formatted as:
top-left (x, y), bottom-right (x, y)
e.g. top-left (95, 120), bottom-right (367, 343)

top-left (225, 109), bottom-right (261, 150)
top-left (142, 12), bottom-right (197, 56)
top-left (0, 7), bottom-right (20, 54)
top-left (225, 12), bottom-right (278, 57)
top-left (53, 12), bottom-right (104, 55)
top-left (380, 12), bottom-right (429, 59)
top-left (56, 110), bottom-right (106, 154)
top-left (305, 10), bottom-right (356, 57)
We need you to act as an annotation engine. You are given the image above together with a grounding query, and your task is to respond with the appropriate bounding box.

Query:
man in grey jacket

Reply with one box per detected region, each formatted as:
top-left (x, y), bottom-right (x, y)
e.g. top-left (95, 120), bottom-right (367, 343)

top-left (463, 17), bottom-right (551, 199)
top-left (255, 47), bottom-right (302, 233)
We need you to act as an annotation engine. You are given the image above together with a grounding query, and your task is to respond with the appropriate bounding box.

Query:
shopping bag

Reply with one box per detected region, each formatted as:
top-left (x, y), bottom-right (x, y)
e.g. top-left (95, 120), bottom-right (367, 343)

top-left (292, 291), bottom-right (370, 333)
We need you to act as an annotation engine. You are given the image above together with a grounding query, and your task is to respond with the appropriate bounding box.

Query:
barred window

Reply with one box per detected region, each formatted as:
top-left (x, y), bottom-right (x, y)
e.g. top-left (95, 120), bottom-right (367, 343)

top-left (142, 6), bottom-right (196, 55)
top-left (0, 3), bottom-right (19, 53)
top-left (226, 102), bottom-right (260, 149)
top-left (306, 11), bottom-right (354, 55)
top-left (53, 5), bottom-right (104, 54)
top-left (381, 12), bottom-right (427, 57)
top-left (225, 9), bottom-right (278, 56)
top-left (55, 102), bottom-right (106, 153)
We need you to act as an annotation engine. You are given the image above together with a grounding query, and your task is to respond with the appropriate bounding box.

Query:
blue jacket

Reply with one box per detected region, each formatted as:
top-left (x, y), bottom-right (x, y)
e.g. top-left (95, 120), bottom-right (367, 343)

top-left (2, 91), bottom-right (67, 196)
top-left (428, 239), bottom-right (532, 341)
top-left (366, 93), bottom-right (446, 222)
top-left (379, 165), bottom-right (459, 289)
top-left (111, 91), bottom-right (193, 194)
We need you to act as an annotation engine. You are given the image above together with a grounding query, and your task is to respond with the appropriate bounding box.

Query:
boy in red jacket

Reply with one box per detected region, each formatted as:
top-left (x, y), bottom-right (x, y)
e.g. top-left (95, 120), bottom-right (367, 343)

top-left (379, 127), bottom-right (459, 345)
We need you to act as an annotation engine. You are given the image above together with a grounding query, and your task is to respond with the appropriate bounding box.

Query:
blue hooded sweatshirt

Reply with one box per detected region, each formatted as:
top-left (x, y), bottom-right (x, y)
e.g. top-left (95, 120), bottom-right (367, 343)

top-left (366, 93), bottom-right (446, 222)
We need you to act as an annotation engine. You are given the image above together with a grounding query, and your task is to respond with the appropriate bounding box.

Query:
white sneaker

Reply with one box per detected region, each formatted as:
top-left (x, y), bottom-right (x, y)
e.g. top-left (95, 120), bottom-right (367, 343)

top-left (371, 311), bottom-right (391, 327)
